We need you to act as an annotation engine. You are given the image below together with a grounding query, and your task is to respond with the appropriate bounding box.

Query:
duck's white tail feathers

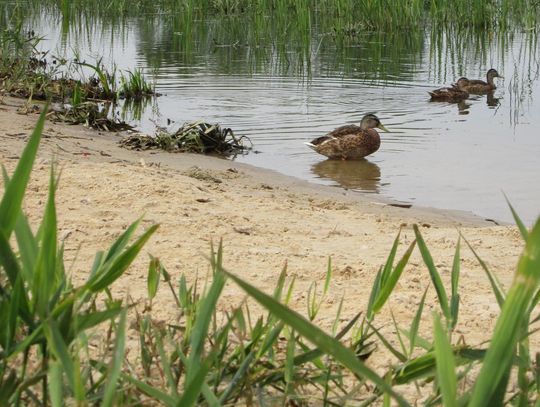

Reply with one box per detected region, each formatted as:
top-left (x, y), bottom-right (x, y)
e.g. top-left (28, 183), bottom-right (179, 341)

top-left (304, 141), bottom-right (317, 150)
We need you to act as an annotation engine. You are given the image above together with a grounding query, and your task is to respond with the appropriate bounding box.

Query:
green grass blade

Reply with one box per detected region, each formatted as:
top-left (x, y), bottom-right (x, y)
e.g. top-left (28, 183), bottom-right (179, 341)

top-left (147, 255), bottom-right (161, 300)
top-left (15, 211), bottom-right (38, 282)
top-left (413, 225), bottom-right (450, 320)
top-left (284, 329), bottom-right (296, 392)
top-left (470, 218), bottom-right (540, 406)
top-left (122, 374), bottom-right (176, 406)
top-left (33, 169), bottom-right (58, 317)
top-left (48, 360), bottom-right (63, 407)
top-left (224, 269), bottom-right (410, 406)
top-left (368, 321), bottom-right (407, 362)
top-left (219, 350), bottom-right (256, 403)
top-left (504, 195), bottom-right (529, 241)
top-left (433, 314), bottom-right (457, 407)
top-left (0, 106), bottom-right (47, 238)
top-left (450, 236), bottom-right (461, 329)
top-left (44, 319), bottom-right (84, 402)
top-left (292, 311), bottom-right (361, 366)
top-left (367, 266), bottom-right (383, 320)
top-left (103, 218), bottom-right (142, 263)
top-left (88, 224), bottom-right (159, 292)
top-left (409, 287), bottom-right (429, 356)
top-left (75, 306), bottom-right (123, 334)
top-left (463, 235), bottom-right (505, 308)
top-left (177, 354), bottom-right (213, 407)
top-left (272, 262), bottom-right (288, 300)
top-left (186, 264), bottom-right (226, 384)
top-left (102, 309), bottom-right (127, 407)
top-left (0, 234), bottom-right (32, 324)
top-left (381, 230), bottom-right (401, 286)
top-left (156, 334), bottom-right (179, 397)
top-left (372, 240), bottom-right (416, 314)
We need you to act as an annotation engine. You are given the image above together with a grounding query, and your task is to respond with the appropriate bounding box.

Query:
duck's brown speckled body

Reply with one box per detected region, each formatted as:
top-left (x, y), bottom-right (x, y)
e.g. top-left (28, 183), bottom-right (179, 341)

top-left (462, 68), bottom-right (502, 93)
top-left (305, 114), bottom-right (388, 160)
top-left (429, 77), bottom-right (470, 102)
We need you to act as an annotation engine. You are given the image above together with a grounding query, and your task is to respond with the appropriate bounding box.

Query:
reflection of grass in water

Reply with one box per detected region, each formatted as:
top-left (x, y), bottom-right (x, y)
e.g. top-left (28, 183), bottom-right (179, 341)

top-left (4, 1), bottom-right (539, 79)
top-left (3, 0), bottom-right (540, 117)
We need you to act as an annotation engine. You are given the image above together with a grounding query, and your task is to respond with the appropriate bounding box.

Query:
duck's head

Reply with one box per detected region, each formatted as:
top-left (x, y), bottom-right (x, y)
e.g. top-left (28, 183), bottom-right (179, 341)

top-left (455, 77), bottom-right (470, 89)
top-left (361, 114), bottom-right (389, 132)
top-left (487, 68), bottom-right (503, 79)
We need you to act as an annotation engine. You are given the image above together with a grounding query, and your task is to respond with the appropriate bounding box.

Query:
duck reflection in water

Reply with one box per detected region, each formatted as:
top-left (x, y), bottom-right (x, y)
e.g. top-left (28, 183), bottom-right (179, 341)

top-left (486, 91), bottom-right (501, 108)
top-left (311, 158), bottom-right (381, 193)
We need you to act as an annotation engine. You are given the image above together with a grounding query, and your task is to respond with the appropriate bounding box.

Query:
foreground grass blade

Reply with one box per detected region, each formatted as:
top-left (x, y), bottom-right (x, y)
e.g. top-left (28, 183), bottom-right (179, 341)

top-left (470, 218), bottom-right (540, 406)
top-left (463, 235), bottom-right (505, 308)
top-left (372, 240), bottom-right (416, 314)
top-left (0, 106), bottom-right (47, 238)
top-left (450, 237), bottom-right (461, 329)
top-left (413, 225), bottom-right (450, 321)
top-left (87, 224), bottom-right (159, 292)
top-left (409, 287), bottom-right (429, 356)
top-left (186, 242), bottom-right (226, 385)
top-left (223, 270), bottom-right (410, 406)
top-left (102, 309), bottom-right (127, 407)
top-left (433, 314), bottom-right (457, 407)
top-left (504, 195), bottom-right (529, 241)
top-left (34, 169), bottom-right (58, 318)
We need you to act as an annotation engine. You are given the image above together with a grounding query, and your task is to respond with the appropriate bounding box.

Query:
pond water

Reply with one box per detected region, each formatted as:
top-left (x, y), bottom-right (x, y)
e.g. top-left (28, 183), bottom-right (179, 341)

top-left (6, 5), bottom-right (540, 224)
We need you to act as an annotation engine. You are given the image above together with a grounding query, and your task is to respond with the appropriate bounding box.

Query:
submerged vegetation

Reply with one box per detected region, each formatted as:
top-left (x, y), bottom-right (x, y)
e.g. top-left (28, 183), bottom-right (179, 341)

top-left (1, 113), bottom-right (540, 405)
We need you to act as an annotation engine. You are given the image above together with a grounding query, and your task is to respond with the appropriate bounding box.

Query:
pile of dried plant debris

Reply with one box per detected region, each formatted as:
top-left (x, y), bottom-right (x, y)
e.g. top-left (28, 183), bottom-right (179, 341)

top-left (120, 121), bottom-right (251, 156)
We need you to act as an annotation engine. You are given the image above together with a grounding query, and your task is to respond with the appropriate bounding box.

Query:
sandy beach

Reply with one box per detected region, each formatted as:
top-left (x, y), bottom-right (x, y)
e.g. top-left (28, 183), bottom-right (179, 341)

top-left (0, 96), bottom-right (530, 392)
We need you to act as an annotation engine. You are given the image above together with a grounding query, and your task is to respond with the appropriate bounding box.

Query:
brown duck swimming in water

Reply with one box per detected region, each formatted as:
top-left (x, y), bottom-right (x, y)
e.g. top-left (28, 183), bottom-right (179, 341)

top-left (429, 77), bottom-right (470, 102)
top-left (461, 68), bottom-right (502, 93)
top-left (305, 114), bottom-right (388, 160)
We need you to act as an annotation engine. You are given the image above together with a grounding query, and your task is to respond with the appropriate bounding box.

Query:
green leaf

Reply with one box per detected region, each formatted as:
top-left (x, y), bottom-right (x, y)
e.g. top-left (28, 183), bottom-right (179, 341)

top-left (224, 270), bottom-right (410, 406)
top-left (433, 314), bottom-right (457, 407)
top-left (413, 225), bottom-right (450, 321)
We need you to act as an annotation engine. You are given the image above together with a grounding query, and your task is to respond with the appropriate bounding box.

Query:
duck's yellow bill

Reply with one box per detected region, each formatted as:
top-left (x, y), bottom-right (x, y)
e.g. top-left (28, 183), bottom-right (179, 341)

top-left (377, 123), bottom-right (389, 132)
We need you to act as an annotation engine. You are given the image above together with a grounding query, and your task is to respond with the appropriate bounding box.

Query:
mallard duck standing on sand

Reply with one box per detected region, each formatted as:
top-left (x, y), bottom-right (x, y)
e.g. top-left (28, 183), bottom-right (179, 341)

top-left (461, 68), bottom-right (502, 93)
top-left (429, 77), bottom-right (470, 102)
top-left (305, 114), bottom-right (388, 160)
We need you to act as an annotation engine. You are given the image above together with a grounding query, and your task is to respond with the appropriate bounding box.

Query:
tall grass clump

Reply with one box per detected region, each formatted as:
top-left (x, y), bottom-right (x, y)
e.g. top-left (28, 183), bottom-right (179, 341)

top-left (0, 108), bottom-right (158, 404)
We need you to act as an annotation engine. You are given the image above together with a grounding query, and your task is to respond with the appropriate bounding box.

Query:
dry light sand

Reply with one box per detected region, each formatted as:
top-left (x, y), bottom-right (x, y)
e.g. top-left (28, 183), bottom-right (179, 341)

top-left (0, 96), bottom-right (535, 399)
